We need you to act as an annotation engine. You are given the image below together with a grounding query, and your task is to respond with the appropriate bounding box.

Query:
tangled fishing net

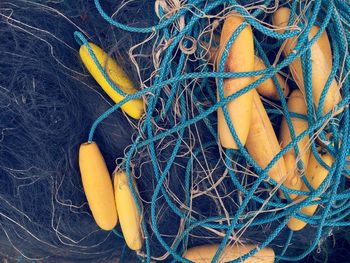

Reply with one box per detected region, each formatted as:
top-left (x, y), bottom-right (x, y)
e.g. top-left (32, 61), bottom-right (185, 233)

top-left (0, 0), bottom-right (349, 262)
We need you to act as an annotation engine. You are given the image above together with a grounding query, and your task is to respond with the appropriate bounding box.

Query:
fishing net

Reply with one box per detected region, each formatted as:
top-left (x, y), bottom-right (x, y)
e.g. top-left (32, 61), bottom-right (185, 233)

top-left (0, 0), bottom-right (349, 262)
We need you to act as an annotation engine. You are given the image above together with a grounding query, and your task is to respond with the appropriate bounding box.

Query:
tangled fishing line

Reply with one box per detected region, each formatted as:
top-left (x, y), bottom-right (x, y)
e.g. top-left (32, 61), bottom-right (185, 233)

top-left (0, 0), bottom-right (350, 262)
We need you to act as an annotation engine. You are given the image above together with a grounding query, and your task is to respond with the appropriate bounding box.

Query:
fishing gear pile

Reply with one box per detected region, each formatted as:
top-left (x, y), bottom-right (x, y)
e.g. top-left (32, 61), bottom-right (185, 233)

top-left (0, 0), bottom-right (349, 262)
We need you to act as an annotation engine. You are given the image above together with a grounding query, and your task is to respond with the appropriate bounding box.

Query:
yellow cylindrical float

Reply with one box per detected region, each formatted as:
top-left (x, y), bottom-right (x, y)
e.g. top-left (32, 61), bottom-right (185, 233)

top-left (114, 171), bottom-right (143, 251)
top-left (216, 13), bottom-right (255, 149)
top-left (288, 150), bottom-right (334, 231)
top-left (279, 89), bottom-right (309, 199)
top-left (254, 56), bottom-right (290, 101)
top-left (272, 7), bottom-right (342, 116)
top-left (182, 244), bottom-right (275, 263)
top-left (79, 42), bottom-right (144, 119)
top-left (79, 142), bottom-right (118, 230)
top-left (246, 90), bottom-right (287, 185)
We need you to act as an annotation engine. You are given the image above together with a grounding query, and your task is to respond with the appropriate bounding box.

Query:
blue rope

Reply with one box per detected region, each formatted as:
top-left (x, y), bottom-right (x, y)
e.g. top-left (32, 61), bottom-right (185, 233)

top-left (75, 0), bottom-right (350, 262)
